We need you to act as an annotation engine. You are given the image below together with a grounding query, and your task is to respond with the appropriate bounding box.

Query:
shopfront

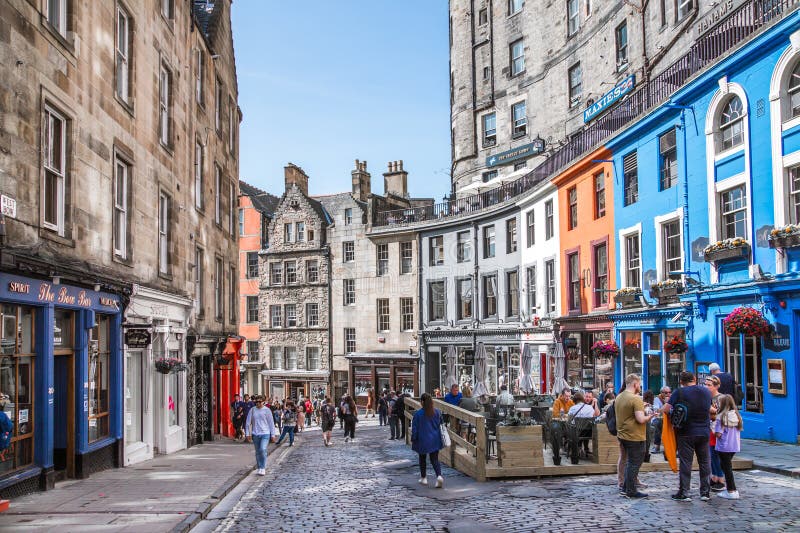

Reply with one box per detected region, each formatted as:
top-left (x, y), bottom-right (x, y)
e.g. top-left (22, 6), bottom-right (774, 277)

top-left (0, 273), bottom-right (123, 496)
top-left (261, 370), bottom-right (330, 403)
top-left (556, 316), bottom-right (613, 392)
top-left (346, 353), bottom-right (418, 407)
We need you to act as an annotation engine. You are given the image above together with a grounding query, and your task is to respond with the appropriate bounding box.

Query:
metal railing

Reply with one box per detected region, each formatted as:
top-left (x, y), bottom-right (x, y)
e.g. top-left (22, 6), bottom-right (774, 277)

top-left (373, 0), bottom-right (798, 228)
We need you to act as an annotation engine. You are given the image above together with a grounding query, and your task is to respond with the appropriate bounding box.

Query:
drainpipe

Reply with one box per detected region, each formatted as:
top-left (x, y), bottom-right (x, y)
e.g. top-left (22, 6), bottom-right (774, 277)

top-left (325, 245), bottom-right (333, 397)
top-left (680, 110), bottom-right (691, 273)
top-left (417, 231), bottom-right (424, 393)
top-left (472, 220), bottom-right (480, 355)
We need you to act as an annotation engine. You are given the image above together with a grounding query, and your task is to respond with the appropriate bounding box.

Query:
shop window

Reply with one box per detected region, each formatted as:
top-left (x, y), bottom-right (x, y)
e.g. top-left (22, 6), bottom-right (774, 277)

top-left (664, 329), bottom-right (686, 391)
top-left (726, 334), bottom-right (763, 413)
top-left (125, 350), bottom-right (142, 444)
top-left (167, 350), bottom-right (179, 427)
top-left (622, 331), bottom-right (642, 379)
top-left (0, 305), bottom-right (35, 475)
top-left (88, 315), bottom-right (111, 443)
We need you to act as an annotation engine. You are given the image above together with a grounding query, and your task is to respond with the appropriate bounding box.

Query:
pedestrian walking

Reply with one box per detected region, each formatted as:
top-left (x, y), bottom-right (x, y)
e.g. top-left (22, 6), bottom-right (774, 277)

top-left (396, 393), bottom-right (407, 439)
top-left (714, 394), bottom-right (742, 500)
top-left (244, 396), bottom-right (278, 476)
top-left (378, 392), bottom-right (388, 426)
top-left (387, 391), bottom-right (399, 440)
top-left (342, 394), bottom-right (358, 442)
top-left (338, 396), bottom-right (345, 429)
top-left (321, 396), bottom-right (337, 447)
top-left (295, 402), bottom-right (305, 433)
top-left (276, 401), bottom-right (297, 446)
top-left (663, 371), bottom-right (713, 502)
top-left (615, 374), bottom-right (653, 499)
top-left (411, 393), bottom-right (445, 489)
top-left (365, 389), bottom-right (375, 418)
top-left (304, 398), bottom-right (313, 427)
top-left (232, 402), bottom-right (246, 441)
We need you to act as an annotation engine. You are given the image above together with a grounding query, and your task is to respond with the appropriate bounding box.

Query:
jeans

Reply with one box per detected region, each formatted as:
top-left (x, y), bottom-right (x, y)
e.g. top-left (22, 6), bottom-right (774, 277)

top-left (717, 451), bottom-right (737, 491)
top-left (677, 434), bottom-right (711, 496)
top-left (652, 417), bottom-right (663, 446)
top-left (400, 417), bottom-right (407, 438)
top-left (710, 446), bottom-right (724, 478)
top-left (252, 434), bottom-right (270, 469)
top-left (389, 416), bottom-right (400, 439)
top-left (418, 451), bottom-right (442, 479)
top-left (379, 410), bottom-right (387, 426)
top-left (344, 414), bottom-right (356, 439)
top-left (619, 439), bottom-right (646, 496)
top-left (277, 425), bottom-right (295, 445)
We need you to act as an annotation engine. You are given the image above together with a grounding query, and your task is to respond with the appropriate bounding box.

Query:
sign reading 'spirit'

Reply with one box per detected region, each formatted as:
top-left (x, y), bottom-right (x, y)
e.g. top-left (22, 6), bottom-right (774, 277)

top-left (583, 75), bottom-right (635, 124)
top-left (7, 279), bottom-right (119, 309)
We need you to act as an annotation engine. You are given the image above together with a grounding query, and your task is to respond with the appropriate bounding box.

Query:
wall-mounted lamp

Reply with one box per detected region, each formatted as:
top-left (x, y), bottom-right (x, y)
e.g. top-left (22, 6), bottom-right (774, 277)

top-left (93, 283), bottom-right (101, 292)
top-left (52, 275), bottom-right (61, 285)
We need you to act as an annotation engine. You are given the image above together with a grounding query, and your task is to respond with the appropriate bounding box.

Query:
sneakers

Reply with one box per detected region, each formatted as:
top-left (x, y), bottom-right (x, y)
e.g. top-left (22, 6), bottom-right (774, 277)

top-left (418, 477), bottom-right (428, 486)
top-left (671, 492), bottom-right (691, 502)
top-left (718, 490), bottom-right (740, 500)
top-left (435, 476), bottom-right (444, 488)
top-left (650, 446), bottom-right (660, 453)
top-left (256, 468), bottom-right (265, 476)
top-left (350, 438), bottom-right (356, 443)
top-left (700, 494), bottom-right (711, 502)
top-left (710, 481), bottom-right (726, 492)
top-left (624, 491), bottom-right (648, 499)
top-left (344, 437), bottom-right (350, 443)
top-left (323, 440), bottom-right (329, 447)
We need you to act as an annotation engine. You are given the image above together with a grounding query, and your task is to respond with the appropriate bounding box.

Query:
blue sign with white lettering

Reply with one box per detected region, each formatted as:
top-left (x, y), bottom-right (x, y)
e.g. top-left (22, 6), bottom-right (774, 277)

top-left (583, 75), bottom-right (635, 123)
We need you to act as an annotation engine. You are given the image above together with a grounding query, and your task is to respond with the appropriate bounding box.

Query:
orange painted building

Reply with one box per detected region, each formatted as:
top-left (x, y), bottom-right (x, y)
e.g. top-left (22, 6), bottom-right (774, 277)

top-left (238, 182), bottom-right (279, 396)
top-left (551, 147), bottom-right (617, 392)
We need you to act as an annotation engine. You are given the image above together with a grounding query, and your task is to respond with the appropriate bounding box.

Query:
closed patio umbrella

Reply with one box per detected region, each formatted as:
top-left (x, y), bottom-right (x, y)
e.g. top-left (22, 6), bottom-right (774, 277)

top-left (472, 343), bottom-right (489, 398)
top-left (519, 343), bottom-right (535, 395)
top-left (552, 341), bottom-right (570, 394)
top-left (444, 345), bottom-right (458, 390)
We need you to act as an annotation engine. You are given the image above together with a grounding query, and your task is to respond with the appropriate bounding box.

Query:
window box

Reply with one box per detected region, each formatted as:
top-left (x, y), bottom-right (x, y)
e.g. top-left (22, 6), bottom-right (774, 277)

top-left (703, 239), bottom-right (749, 262)
top-left (614, 288), bottom-right (641, 306)
top-left (768, 225), bottom-right (800, 249)
top-left (649, 280), bottom-right (683, 302)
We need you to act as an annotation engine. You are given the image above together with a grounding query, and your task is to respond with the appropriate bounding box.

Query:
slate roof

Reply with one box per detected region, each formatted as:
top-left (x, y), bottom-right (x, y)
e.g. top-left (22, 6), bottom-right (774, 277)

top-left (239, 181), bottom-right (280, 218)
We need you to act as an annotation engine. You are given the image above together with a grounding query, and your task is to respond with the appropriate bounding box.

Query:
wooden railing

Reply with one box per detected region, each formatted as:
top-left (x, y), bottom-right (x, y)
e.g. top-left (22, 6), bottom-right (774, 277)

top-left (373, 0), bottom-right (799, 229)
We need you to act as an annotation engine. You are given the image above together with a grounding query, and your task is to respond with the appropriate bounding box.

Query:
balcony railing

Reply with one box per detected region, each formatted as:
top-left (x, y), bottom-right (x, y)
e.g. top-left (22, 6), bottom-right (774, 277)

top-left (372, 0), bottom-right (798, 229)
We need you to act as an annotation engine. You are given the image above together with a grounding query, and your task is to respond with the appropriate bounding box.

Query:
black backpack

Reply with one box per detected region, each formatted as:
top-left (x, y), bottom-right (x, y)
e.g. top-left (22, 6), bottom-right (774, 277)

top-left (671, 388), bottom-right (689, 430)
top-left (605, 401), bottom-right (618, 436)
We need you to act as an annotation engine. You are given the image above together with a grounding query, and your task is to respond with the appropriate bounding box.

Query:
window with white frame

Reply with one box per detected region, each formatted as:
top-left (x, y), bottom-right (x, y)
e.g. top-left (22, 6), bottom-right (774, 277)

top-left (507, 270), bottom-right (519, 317)
top-left (483, 113), bottom-right (497, 146)
top-left (284, 223), bottom-right (294, 243)
top-left (270, 346), bottom-right (282, 369)
top-left (567, 252), bottom-right (580, 311)
top-left (401, 298), bottom-right (414, 331)
top-left (457, 278), bottom-right (473, 320)
top-left (568, 186), bottom-right (578, 230)
top-left (568, 62), bottom-right (582, 106)
top-left (483, 225), bottom-right (496, 258)
top-left (229, 97), bottom-right (236, 153)
top-left (377, 243), bottom-right (389, 276)
top-left (430, 236), bottom-right (444, 266)
top-left (526, 266), bottom-right (537, 315)
top-left (285, 304), bottom-right (297, 328)
top-left (229, 265), bottom-right (236, 324)
top-left (430, 281), bottom-right (446, 321)
top-left (483, 170), bottom-right (498, 183)
top-left (344, 208), bottom-right (353, 225)
top-left (615, 21), bottom-right (628, 68)
top-left (545, 259), bottom-right (556, 314)
top-left (296, 221), bottom-right (305, 242)
top-left (159, 63), bottom-right (171, 146)
top-left (195, 247), bottom-right (204, 315)
top-left (344, 328), bottom-right (356, 354)
top-left (625, 233), bottom-right (641, 287)
top-left (113, 155), bottom-right (129, 259)
top-left (506, 218), bottom-right (518, 253)
top-left (115, 6), bottom-right (131, 103)
top-left (787, 62), bottom-right (800, 119)
top-left (788, 166), bottom-right (800, 224)
top-left (246, 296), bottom-right (259, 323)
top-left (343, 241), bottom-right (355, 262)
top-left (215, 78), bottom-right (222, 131)
top-left (720, 185), bottom-right (748, 240)
top-left (285, 260), bottom-right (297, 284)
top-left (510, 39), bottom-right (525, 76)
top-left (725, 334), bottom-right (762, 413)
top-left (214, 164), bottom-right (221, 224)
top-left (215, 257), bottom-right (223, 319)
top-left (400, 242), bottom-right (413, 274)
top-left (228, 181), bottom-right (235, 236)
top-left (483, 275), bottom-right (498, 318)
top-left (509, 0), bottom-right (523, 15)
top-left (660, 128), bottom-right (678, 190)
top-left (344, 279), bottom-right (356, 305)
top-left (306, 347), bottom-right (321, 371)
top-left (377, 299), bottom-right (390, 331)
top-left (526, 211), bottom-right (535, 247)
top-left (194, 140), bottom-right (204, 209)
top-left (719, 96), bottom-right (744, 152)
top-left (511, 102), bottom-right (527, 136)
top-left (270, 305), bottom-right (281, 328)
top-left (479, 8), bottom-right (488, 24)
top-left (47, 0), bottom-right (67, 36)
top-left (457, 231), bottom-right (471, 263)
top-left (195, 49), bottom-right (205, 105)
top-left (623, 151), bottom-right (639, 206)
top-left (270, 263), bottom-right (282, 285)
top-left (158, 192), bottom-right (170, 274)
top-left (545, 200), bottom-right (554, 239)
top-left (306, 303), bottom-right (319, 327)
top-left (661, 220), bottom-right (682, 279)
top-left (284, 347), bottom-right (298, 370)
top-left (594, 243), bottom-right (608, 306)
top-left (676, 0), bottom-right (694, 20)
top-left (306, 260), bottom-right (319, 283)
top-left (43, 105), bottom-right (67, 233)
top-left (247, 341), bottom-right (259, 359)
top-left (161, 0), bottom-right (173, 20)
top-left (595, 172), bottom-right (606, 218)
top-left (567, 0), bottom-right (580, 35)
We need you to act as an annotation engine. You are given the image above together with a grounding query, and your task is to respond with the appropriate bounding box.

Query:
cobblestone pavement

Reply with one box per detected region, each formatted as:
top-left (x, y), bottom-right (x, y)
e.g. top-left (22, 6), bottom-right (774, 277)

top-left (213, 420), bottom-right (800, 533)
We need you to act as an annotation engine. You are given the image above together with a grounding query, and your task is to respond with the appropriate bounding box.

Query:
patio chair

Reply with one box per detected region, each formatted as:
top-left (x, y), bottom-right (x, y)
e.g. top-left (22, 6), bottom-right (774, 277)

top-left (566, 417), bottom-right (595, 465)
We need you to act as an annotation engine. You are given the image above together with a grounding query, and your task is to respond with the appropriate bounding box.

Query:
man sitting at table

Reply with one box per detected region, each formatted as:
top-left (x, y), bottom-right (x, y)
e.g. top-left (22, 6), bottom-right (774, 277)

top-left (444, 384), bottom-right (462, 406)
top-left (552, 388), bottom-right (574, 419)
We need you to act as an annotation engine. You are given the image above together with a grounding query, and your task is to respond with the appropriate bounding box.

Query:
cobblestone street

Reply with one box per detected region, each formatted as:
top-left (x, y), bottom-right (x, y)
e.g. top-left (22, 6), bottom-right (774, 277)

top-left (212, 421), bottom-right (800, 533)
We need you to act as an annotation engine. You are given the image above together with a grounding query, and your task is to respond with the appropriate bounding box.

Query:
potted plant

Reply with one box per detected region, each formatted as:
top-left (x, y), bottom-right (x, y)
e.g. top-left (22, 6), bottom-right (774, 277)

top-left (649, 279), bottom-right (683, 300)
top-left (154, 357), bottom-right (187, 374)
top-left (590, 340), bottom-right (620, 359)
top-left (702, 238), bottom-right (750, 262)
top-left (768, 224), bottom-right (800, 249)
top-left (663, 336), bottom-right (688, 362)
top-left (615, 287), bottom-right (642, 305)
top-left (723, 307), bottom-right (771, 338)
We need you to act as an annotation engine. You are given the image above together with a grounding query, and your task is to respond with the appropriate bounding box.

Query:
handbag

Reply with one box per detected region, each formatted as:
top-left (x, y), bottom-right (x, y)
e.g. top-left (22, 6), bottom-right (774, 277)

top-left (439, 412), bottom-right (451, 448)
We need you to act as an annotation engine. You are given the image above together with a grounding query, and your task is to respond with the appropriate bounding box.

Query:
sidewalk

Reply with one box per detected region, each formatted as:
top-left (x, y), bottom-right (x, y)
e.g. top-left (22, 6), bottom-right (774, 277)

top-left (739, 438), bottom-right (800, 478)
top-left (0, 436), bottom-right (291, 532)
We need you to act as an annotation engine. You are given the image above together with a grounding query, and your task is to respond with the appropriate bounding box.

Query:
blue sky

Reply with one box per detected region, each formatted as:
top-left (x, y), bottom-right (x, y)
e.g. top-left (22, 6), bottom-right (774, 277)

top-left (231, 1), bottom-right (451, 201)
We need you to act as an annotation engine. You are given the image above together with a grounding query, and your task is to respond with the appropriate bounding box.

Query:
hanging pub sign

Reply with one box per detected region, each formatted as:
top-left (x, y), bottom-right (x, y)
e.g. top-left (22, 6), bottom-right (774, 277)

top-left (125, 328), bottom-right (151, 348)
top-left (583, 75), bottom-right (635, 123)
top-left (764, 322), bottom-right (789, 352)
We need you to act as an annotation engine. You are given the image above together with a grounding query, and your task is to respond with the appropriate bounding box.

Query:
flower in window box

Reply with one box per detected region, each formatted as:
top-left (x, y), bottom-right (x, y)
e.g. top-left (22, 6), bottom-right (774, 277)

top-left (768, 224), bottom-right (800, 249)
top-left (702, 238), bottom-right (750, 262)
top-left (723, 307), bottom-right (770, 338)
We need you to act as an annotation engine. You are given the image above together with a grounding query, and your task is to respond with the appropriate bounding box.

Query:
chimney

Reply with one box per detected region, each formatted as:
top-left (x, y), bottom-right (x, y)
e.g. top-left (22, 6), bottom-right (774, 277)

top-left (351, 159), bottom-right (371, 202)
top-left (383, 160), bottom-right (408, 198)
top-left (284, 163), bottom-right (309, 196)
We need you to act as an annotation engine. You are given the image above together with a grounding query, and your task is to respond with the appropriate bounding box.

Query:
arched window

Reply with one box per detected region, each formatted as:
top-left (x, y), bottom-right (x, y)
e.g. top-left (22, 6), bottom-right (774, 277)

top-left (719, 96), bottom-right (744, 151)
top-left (787, 61), bottom-right (800, 118)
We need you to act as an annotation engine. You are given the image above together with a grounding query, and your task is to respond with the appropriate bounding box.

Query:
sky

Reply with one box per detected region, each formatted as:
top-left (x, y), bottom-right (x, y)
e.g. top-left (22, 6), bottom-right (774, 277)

top-left (231, 1), bottom-right (451, 201)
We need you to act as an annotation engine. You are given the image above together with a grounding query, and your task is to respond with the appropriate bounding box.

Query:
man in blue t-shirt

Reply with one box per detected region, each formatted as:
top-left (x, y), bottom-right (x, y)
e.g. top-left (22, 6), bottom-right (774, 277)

top-left (709, 363), bottom-right (735, 396)
top-left (443, 384), bottom-right (463, 406)
top-left (663, 371), bottom-right (712, 502)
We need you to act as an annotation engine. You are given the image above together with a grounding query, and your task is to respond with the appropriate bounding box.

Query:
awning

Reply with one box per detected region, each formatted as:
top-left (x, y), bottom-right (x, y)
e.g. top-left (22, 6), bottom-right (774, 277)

top-left (344, 352), bottom-right (419, 361)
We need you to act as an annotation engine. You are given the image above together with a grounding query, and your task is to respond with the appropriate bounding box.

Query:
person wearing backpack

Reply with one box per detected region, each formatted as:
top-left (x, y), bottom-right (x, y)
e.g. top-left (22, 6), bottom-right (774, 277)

top-left (387, 391), bottom-right (399, 440)
top-left (663, 371), bottom-right (712, 502)
top-left (615, 374), bottom-right (654, 499)
top-left (321, 397), bottom-right (337, 447)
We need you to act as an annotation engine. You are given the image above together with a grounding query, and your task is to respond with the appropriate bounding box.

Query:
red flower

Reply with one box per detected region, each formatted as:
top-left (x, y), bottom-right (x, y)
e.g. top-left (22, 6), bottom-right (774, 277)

top-left (663, 336), bottom-right (688, 353)
top-left (723, 307), bottom-right (770, 338)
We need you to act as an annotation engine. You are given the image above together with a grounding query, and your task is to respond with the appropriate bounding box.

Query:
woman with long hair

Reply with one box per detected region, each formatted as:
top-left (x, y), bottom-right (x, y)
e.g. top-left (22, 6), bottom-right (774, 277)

top-left (714, 394), bottom-right (743, 500)
top-left (411, 393), bottom-right (445, 488)
top-left (343, 394), bottom-right (358, 442)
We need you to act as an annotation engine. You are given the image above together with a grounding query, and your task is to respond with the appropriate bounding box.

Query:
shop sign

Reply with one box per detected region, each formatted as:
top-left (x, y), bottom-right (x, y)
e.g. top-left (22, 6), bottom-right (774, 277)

top-left (125, 328), bottom-right (151, 348)
top-left (1, 194), bottom-right (16, 218)
top-left (583, 75), bottom-right (635, 123)
top-left (696, 0), bottom-right (745, 36)
top-left (463, 352), bottom-right (475, 366)
top-left (764, 322), bottom-right (789, 353)
top-left (485, 140), bottom-right (545, 168)
top-left (6, 277), bottom-right (119, 310)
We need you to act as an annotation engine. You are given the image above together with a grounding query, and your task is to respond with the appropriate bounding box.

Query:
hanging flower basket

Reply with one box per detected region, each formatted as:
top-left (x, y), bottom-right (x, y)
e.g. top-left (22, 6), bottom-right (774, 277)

top-left (703, 238), bottom-right (749, 262)
top-left (663, 335), bottom-right (688, 354)
top-left (590, 340), bottom-right (620, 358)
top-left (154, 358), bottom-right (187, 374)
top-left (723, 307), bottom-right (770, 338)
top-left (768, 224), bottom-right (800, 249)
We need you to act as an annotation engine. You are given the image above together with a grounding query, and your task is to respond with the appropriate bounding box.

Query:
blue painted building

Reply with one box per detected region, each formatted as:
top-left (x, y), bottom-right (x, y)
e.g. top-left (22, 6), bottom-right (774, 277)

top-left (607, 9), bottom-right (800, 443)
top-left (0, 273), bottom-right (123, 493)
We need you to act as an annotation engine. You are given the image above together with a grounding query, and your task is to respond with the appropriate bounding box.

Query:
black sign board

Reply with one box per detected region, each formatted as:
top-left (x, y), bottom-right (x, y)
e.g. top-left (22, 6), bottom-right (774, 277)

top-left (764, 322), bottom-right (790, 353)
top-left (463, 350), bottom-right (475, 366)
top-left (125, 328), bottom-right (151, 348)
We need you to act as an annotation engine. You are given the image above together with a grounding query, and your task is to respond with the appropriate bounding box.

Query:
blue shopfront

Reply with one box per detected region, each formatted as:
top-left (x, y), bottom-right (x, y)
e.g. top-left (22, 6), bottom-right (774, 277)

top-left (0, 273), bottom-right (123, 496)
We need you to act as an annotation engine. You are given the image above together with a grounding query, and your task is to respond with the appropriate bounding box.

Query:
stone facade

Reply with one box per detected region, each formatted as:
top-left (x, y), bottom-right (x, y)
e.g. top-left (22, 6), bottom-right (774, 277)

top-left (450, 0), bottom-right (731, 192)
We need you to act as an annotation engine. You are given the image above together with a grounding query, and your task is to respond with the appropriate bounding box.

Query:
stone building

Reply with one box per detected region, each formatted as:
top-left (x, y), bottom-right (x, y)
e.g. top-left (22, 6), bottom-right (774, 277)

top-left (0, 0), bottom-right (240, 494)
top-left (238, 181), bottom-right (279, 397)
top-left (450, 0), bottom-right (734, 193)
top-left (259, 165), bottom-right (331, 402)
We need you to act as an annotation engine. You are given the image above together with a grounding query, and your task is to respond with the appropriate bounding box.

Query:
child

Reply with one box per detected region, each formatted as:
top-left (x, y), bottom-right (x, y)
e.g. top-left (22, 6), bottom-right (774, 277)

top-left (714, 394), bottom-right (743, 500)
